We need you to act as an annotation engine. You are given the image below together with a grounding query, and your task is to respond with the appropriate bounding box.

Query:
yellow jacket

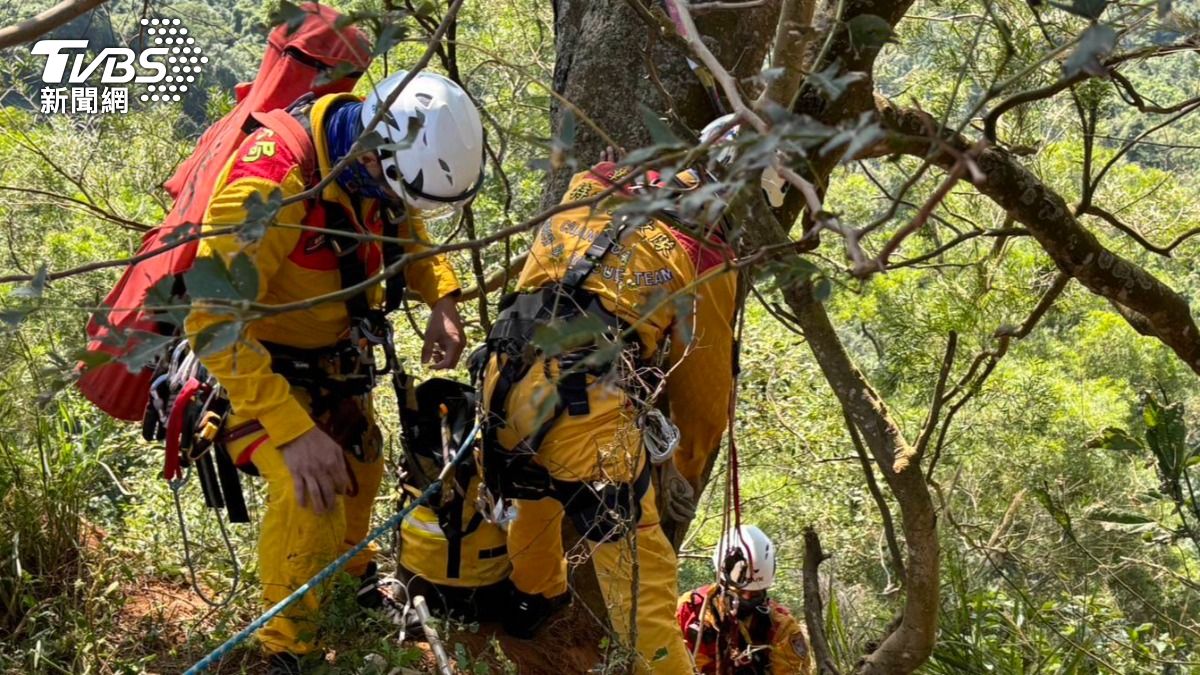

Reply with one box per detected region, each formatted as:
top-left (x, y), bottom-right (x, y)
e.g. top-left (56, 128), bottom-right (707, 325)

top-left (677, 584), bottom-right (814, 675)
top-left (185, 93), bottom-right (460, 447)
top-left (511, 165), bottom-right (738, 489)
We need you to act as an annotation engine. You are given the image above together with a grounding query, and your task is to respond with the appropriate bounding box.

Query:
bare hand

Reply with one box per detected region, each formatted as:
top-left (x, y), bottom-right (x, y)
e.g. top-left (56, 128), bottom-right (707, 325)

top-left (422, 295), bottom-right (465, 369)
top-left (599, 145), bottom-right (625, 163)
top-left (281, 426), bottom-right (351, 514)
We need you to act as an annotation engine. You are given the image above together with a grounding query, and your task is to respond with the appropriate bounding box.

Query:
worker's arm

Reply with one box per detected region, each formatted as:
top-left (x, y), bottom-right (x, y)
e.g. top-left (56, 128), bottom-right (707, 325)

top-left (769, 608), bottom-right (815, 675)
top-left (183, 162), bottom-right (315, 447)
top-left (399, 211), bottom-right (461, 305)
top-left (666, 267), bottom-right (738, 491)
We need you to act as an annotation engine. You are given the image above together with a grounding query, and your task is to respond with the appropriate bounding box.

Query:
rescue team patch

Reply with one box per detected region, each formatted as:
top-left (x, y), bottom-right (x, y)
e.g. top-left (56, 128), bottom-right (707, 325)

top-left (224, 128), bottom-right (298, 185)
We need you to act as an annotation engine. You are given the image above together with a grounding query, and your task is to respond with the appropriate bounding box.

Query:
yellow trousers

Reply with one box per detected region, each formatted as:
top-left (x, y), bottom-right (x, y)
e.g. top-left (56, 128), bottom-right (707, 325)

top-left (486, 356), bottom-right (692, 673)
top-left (223, 392), bottom-right (384, 655)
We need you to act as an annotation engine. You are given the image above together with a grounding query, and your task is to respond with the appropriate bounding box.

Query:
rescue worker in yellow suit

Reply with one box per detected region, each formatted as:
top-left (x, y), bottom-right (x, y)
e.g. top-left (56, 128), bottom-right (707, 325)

top-left (479, 146), bottom-right (740, 673)
top-left (678, 525), bottom-right (814, 674)
top-left (392, 378), bottom-right (512, 625)
top-left (185, 70), bottom-right (485, 674)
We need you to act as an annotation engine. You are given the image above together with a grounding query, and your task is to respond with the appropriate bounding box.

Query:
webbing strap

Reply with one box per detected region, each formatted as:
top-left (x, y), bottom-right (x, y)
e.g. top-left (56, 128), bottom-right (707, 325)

top-left (561, 214), bottom-right (636, 289)
top-left (380, 203), bottom-right (408, 313)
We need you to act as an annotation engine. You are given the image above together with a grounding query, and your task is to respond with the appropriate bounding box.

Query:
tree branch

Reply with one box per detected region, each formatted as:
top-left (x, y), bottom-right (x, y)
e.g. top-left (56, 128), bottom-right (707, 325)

top-left (878, 97), bottom-right (1200, 375)
top-left (0, 0), bottom-right (107, 49)
top-left (755, 0), bottom-right (817, 110)
top-left (845, 412), bottom-right (906, 583)
top-left (803, 527), bottom-right (842, 675)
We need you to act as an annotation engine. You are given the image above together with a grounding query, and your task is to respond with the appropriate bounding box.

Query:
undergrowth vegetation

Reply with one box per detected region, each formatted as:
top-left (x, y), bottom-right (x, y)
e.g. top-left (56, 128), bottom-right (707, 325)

top-left (2, 0), bottom-right (1200, 672)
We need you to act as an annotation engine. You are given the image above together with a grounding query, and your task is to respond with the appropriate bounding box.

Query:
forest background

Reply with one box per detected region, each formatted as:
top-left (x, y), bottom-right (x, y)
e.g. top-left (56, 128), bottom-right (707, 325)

top-left (1, 0), bottom-right (1199, 672)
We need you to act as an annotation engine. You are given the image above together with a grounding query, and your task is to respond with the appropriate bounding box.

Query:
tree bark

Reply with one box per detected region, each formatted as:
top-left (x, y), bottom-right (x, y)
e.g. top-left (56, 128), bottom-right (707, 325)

top-left (547, 0), bottom-right (781, 203)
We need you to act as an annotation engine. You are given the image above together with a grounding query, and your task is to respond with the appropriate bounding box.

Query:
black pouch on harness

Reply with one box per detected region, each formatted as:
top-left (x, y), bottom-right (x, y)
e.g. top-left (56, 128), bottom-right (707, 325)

top-left (556, 460), bottom-right (652, 543)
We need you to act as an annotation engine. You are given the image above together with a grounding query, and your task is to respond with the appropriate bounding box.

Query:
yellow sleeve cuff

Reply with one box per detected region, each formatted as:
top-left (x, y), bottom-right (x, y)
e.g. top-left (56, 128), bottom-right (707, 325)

top-left (256, 395), bottom-right (316, 447)
top-left (410, 257), bottom-right (462, 307)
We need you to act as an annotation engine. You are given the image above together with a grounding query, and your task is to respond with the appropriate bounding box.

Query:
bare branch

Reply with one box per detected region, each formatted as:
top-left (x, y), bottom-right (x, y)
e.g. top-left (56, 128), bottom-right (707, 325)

top-left (0, 0), bottom-right (107, 49)
top-left (803, 527), bottom-right (842, 675)
top-left (879, 98), bottom-right (1200, 375)
top-left (755, 0), bottom-right (817, 110)
top-left (845, 412), bottom-right (906, 583)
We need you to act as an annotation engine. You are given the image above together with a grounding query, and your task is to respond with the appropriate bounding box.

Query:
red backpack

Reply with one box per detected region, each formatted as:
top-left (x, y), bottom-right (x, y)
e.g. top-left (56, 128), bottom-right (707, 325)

top-left (76, 3), bottom-right (370, 421)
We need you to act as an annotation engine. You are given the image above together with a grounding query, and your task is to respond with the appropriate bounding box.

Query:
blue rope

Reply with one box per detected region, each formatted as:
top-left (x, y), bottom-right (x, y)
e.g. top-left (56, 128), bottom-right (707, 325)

top-left (184, 422), bottom-right (481, 674)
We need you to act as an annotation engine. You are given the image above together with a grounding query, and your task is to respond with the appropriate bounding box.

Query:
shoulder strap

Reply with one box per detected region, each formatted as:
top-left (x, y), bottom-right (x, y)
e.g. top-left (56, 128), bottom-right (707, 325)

top-left (560, 213), bottom-right (638, 289)
top-left (379, 203), bottom-right (409, 313)
top-left (249, 107), bottom-right (317, 185)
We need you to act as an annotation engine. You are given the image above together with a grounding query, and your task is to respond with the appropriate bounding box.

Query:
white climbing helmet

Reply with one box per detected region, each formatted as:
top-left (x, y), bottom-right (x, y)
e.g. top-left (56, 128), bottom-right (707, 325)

top-left (712, 524), bottom-right (776, 591)
top-left (699, 113), bottom-right (788, 208)
top-left (362, 70), bottom-right (485, 219)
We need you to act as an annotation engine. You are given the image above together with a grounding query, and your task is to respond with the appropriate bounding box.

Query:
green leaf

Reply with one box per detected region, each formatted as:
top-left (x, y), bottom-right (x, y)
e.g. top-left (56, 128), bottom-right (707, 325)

top-left (73, 348), bottom-right (113, 369)
top-left (162, 222), bottom-right (200, 246)
top-left (229, 254), bottom-right (260, 301)
top-left (1144, 395), bottom-right (1187, 483)
top-left (1051, 0), bottom-right (1108, 20)
top-left (117, 333), bottom-right (175, 371)
top-left (807, 62), bottom-right (866, 103)
top-left (1063, 24), bottom-right (1116, 78)
top-left (241, 189), bottom-right (283, 243)
top-left (193, 321), bottom-right (243, 357)
top-left (0, 308), bottom-right (29, 327)
top-left (270, 0), bottom-right (309, 35)
top-left (184, 257), bottom-right (240, 302)
top-left (845, 15), bottom-right (896, 54)
top-left (11, 264), bottom-right (49, 300)
top-left (558, 108), bottom-right (577, 150)
top-left (532, 315), bottom-right (610, 357)
top-left (1033, 485), bottom-right (1074, 539)
top-left (373, 22), bottom-right (408, 57)
top-left (1086, 507), bottom-right (1162, 533)
top-left (313, 61), bottom-right (361, 89)
top-left (621, 145), bottom-right (666, 166)
top-left (652, 647), bottom-right (669, 662)
top-left (1086, 427), bottom-right (1144, 453)
top-left (812, 277), bottom-right (833, 302)
top-left (759, 258), bottom-right (819, 293)
top-left (639, 104), bottom-right (682, 146)
top-left (144, 276), bottom-right (188, 326)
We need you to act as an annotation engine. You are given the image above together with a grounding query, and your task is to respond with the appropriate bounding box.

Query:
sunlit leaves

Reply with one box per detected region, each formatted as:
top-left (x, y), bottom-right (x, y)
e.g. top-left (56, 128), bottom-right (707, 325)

top-left (1086, 426), bottom-right (1144, 453)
